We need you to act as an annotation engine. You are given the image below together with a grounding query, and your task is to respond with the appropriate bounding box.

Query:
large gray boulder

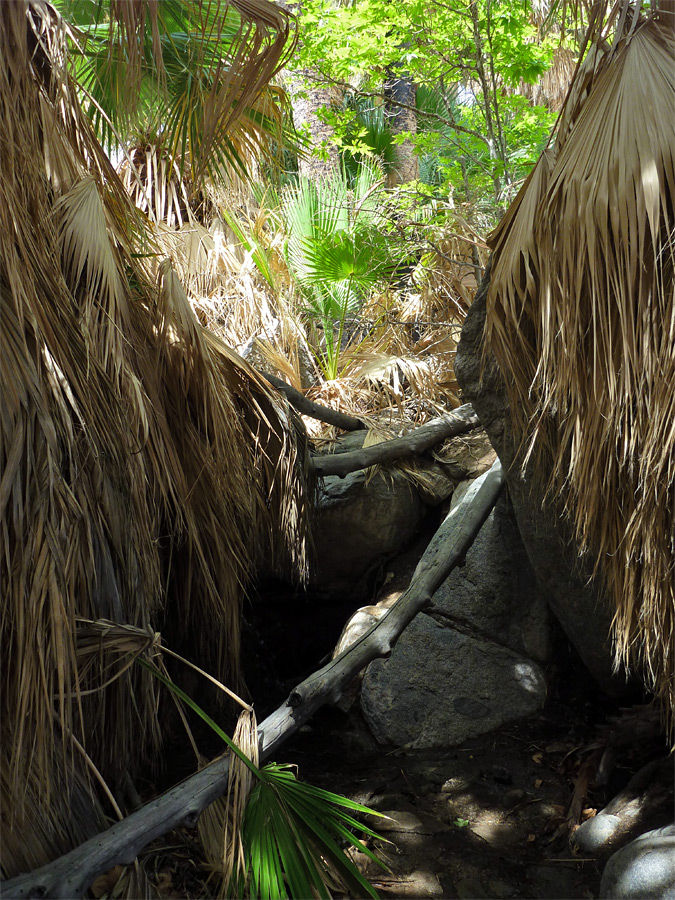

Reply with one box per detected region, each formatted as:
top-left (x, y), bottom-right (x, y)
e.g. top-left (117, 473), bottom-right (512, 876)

top-left (431, 485), bottom-right (552, 664)
top-left (361, 613), bottom-right (547, 748)
top-left (308, 430), bottom-right (458, 599)
top-left (454, 265), bottom-right (632, 697)
top-left (309, 466), bottom-right (425, 598)
top-left (359, 481), bottom-right (551, 747)
top-left (573, 754), bottom-right (674, 857)
top-left (600, 825), bottom-right (675, 899)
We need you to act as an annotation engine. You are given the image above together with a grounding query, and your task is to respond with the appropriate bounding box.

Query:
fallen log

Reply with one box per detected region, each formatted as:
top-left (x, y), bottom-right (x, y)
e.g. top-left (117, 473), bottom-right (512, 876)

top-left (311, 404), bottom-right (479, 477)
top-left (262, 372), bottom-right (365, 431)
top-left (262, 459), bottom-right (504, 752)
top-left (1, 460), bottom-right (503, 900)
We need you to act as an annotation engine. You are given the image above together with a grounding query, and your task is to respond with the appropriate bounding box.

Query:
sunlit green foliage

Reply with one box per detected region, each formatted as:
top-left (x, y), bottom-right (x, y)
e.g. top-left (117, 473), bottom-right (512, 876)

top-left (279, 162), bottom-right (404, 378)
top-left (54, 0), bottom-right (294, 188)
top-left (292, 0), bottom-right (566, 209)
top-left (237, 763), bottom-right (387, 900)
top-left (142, 659), bottom-right (388, 899)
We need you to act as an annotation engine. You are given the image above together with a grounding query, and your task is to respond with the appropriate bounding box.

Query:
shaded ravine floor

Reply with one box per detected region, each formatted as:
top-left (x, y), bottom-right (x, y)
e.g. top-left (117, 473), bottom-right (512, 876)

top-left (283, 703), bottom-right (606, 899)
top-left (148, 521), bottom-right (665, 899)
top-left (244, 525), bottom-right (662, 900)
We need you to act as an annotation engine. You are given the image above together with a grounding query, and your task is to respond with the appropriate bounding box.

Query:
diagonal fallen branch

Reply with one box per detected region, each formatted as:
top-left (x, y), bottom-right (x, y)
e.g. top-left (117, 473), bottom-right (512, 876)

top-left (260, 459), bottom-right (504, 753)
top-left (262, 371), bottom-right (366, 431)
top-left (311, 404), bottom-right (480, 477)
top-left (261, 371), bottom-right (479, 475)
top-left (1, 460), bottom-right (503, 900)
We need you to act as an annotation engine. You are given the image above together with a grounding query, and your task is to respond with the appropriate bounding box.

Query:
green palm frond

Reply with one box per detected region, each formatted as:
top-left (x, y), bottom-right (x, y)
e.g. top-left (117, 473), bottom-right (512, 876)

top-left (279, 163), bottom-right (395, 378)
top-left (342, 99), bottom-right (398, 185)
top-left (219, 207), bottom-right (278, 290)
top-left (55, 0), bottom-right (297, 192)
top-left (297, 228), bottom-right (393, 287)
top-left (305, 281), bottom-right (362, 324)
top-left (282, 164), bottom-right (391, 289)
top-left (143, 661), bottom-right (388, 900)
top-left (282, 174), bottom-right (350, 248)
top-left (238, 764), bottom-right (388, 900)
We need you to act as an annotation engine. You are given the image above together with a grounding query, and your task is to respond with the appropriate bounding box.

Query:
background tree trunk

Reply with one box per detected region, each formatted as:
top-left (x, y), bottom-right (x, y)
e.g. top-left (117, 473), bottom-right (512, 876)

top-left (289, 76), bottom-right (341, 179)
top-left (384, 66), bottom-right (418, 185)
top-left (280, 0), bottom-right (341, 179)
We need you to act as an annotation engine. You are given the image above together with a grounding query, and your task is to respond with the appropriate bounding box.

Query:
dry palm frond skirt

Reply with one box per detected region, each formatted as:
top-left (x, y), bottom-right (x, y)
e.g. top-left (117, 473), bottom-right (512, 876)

top-left (0, 1), bottom-right (308, 878)
top-left (484, 12), bottom-right (675, 734)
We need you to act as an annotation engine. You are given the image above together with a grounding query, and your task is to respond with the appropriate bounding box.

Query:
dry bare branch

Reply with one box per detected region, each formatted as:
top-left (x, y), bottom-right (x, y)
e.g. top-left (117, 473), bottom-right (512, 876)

top-left (312, 405), bottom-right (479, 476)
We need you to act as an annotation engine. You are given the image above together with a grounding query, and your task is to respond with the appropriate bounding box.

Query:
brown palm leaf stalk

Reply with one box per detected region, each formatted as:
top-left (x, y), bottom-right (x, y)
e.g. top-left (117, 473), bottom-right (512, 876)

top-left (484, 3), bottom-right (675, 732)
top-left (0, 0), bottom-right (307, 879)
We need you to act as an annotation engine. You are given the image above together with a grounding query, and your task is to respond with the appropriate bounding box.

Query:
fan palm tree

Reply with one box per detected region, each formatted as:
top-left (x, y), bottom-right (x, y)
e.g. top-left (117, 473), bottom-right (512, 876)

top-left (53, 0), bottom-right (298, 223)
top-left (0, 0), bottom-right (310, 880)
top-left (280, 161), bottom-right (401, 378)
top-left (482, 0), bottom-right (675, 731)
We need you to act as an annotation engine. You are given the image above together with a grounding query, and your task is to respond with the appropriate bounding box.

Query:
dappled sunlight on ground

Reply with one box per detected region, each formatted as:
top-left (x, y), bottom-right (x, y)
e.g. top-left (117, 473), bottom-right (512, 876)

top-left (286, 708), bottom-right (605, 899)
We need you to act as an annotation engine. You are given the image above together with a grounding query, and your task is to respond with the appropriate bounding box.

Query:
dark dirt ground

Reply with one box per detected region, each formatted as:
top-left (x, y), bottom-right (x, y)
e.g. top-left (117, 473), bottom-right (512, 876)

top-left (236, 526), bottom-right (669, 900)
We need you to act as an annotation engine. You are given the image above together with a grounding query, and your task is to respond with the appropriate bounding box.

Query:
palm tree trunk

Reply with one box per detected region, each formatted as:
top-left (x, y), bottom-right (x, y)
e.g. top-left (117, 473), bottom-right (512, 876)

top-left (383, 65), bottom-right (418, 185)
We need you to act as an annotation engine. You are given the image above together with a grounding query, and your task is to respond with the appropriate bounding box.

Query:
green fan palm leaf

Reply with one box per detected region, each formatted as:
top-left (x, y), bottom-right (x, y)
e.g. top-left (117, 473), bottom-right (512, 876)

top-left (280, 162), bottom-right (400, 378)
top-left (143, 661), bottom-right (388, 899)
top-left (55, 0), bottom-right (297, 195)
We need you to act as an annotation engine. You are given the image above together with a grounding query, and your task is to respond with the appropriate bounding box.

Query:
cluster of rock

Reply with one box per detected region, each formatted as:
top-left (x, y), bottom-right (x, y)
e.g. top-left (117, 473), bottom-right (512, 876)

top-left (306, 270), bottom-right (673, 896)
top-left (312, 424), bottom-right (551, 749)
top-left (312, 269), bottom-right (638, 752)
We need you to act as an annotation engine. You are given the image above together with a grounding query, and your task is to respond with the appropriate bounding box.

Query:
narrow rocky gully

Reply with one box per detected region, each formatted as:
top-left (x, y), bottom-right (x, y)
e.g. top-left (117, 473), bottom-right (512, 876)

top-left (239, 423), bottom-right (673, 900)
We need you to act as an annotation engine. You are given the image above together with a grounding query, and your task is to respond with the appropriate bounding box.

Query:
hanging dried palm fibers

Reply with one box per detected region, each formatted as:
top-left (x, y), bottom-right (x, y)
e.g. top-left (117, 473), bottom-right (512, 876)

top-left (484, 4), bottom-right (675, 733)
top-left (0, 0), bottom-right (306, 878)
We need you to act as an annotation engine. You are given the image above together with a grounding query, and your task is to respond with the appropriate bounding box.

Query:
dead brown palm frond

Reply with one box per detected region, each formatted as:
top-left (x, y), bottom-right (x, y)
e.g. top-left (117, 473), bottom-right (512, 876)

top-left (417, 222), bottom-right (488, 323)
top-left (351, 423), bottom-right (444, 493)
top-left (1, 0), bottom-right (307, 876)
top-left (186, 3), bottom-right (295, 190)
top-left (73, 619), bottom-right (160, 696)
top-left (198, 709), bottom-right (259, 894)
top-left (341, 294), bottom-right (462, 411)
top-left (91, 861), bottom-right (158, 900)
top-left (115, 100), bottom-right (281, 230)
top-left (245, 337), bottom-right (308, 388)
top-left (151, 202), bottom-right (318, 395)
top-left (351, 350), bottom-right (442, 414)
top-left (305, 377), bottom-right (368, 422)
top-left (119, 142), bottom-right (194, 229)
top-left (0, 751), bottom-right (107, 881)
top-left (484, 11), bottom-right (675, 730)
